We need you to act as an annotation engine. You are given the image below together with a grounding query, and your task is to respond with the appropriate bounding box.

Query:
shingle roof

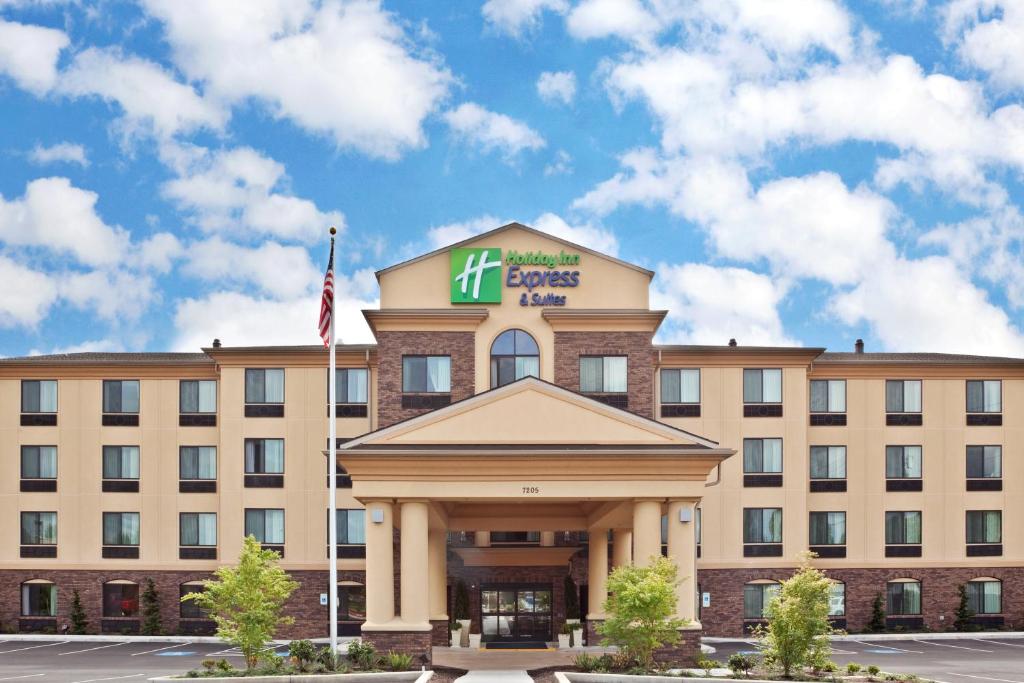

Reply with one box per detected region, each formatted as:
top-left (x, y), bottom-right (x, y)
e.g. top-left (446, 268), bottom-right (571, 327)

top-left (0, 352), bottom-right (213, 365)
top-left (817, 352), bottom-right (1024, 365)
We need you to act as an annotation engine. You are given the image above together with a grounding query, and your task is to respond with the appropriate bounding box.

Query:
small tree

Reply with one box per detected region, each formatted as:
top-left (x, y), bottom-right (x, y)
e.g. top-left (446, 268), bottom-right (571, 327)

top-left (182, 536), bottom-right (298, 669)
top-left (598, 555), bottom-right (687, 670)
top-left (453, 580), bottom-right (470, 620)
top-left (69, 589), bottom-right (89, 634)
top-left (953, 584), bottom-right (975, 632)
top-left (141, 578), bottom-right (162, 635)
top-left (867, 593), bottom-right (886, 633)
top-left (756, 556), bottom-right (834, 677)
top-left (564, 575), bottom-right (581, 621)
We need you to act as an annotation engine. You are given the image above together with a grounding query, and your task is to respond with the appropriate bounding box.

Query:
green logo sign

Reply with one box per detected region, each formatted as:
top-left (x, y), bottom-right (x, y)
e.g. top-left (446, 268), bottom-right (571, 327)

top-left (450, 247), bottom-right (503, 303)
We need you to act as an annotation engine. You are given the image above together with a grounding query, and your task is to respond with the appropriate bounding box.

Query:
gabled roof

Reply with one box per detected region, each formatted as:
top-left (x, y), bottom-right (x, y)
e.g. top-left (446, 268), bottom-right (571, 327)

top-left (817, 352), bottom-right (1024, 365)
top-left (0, 352), bottom-right (213, 365)
top-left (374, 221), bottom-right (655, 280)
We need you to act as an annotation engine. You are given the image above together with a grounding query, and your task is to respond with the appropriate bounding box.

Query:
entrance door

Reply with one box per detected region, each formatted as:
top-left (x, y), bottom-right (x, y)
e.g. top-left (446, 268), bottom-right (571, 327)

top-left (480, 584), bottom-right (552, 643)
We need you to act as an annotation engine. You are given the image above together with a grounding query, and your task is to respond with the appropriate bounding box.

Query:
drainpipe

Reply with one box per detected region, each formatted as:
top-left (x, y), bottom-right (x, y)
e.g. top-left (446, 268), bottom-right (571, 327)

top-left (365, 348), bottom-right (374, 431)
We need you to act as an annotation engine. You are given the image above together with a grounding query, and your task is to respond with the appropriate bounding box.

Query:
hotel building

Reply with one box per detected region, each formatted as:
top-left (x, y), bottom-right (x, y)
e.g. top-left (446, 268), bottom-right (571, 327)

top-left (1, 222), bottom-right (1021, 663)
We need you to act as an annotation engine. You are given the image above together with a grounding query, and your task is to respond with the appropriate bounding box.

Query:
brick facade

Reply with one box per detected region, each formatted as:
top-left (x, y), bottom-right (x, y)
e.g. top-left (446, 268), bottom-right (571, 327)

top-left (553, 331), bottom-right (655, 418)
top-left (375, 330), bottom-right (475, 427)
top-left (361, 629), bottom-right (433, 666)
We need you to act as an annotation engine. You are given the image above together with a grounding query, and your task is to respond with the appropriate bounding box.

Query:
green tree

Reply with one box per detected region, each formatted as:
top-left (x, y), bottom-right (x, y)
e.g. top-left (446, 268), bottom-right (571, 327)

top-left (69, 589), bottom-right (89, 634)
top-left (564, 575), bottom-right (581, 620)
top-left (141, 578), bottom-right (162, 635)
top-left (756, 556), bottom-right (834, 678)
top-left (953, 584), bottom-right (975, 632)
top-left (867, 593), bottom-right (886, 633)
top-left (453, 580), bottom-right (470, 620)
top-left (182, 536), bottom-right (298, 669)
top-left (598, 555), bottom-right (687, 670)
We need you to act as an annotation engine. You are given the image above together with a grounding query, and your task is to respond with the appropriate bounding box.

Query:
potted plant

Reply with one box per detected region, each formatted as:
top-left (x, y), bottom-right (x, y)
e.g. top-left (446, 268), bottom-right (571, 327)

top-left (468, 628), bottom-right (482, 649)
top-left (564, 576), bottom-right (581, 627)
top-left (571, 621), bottom-right (585, 648)
top-left (454, 580), bottom-right (471, 647)
top-left (558, 622), bottom-right (572, 649)
top-left (449, 620), bottom-right (462, 648)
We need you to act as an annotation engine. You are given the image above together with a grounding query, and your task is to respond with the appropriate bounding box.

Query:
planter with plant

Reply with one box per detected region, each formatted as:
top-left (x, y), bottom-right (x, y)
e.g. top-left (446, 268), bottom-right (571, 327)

top-left (450, 620), bottom-right (462, 648)
top-left (454, 580), bottom-right (471, 647)
top-left (558, 622), bottom-right (573, 649)
top-left (468, 628), bottom-right (482, 649)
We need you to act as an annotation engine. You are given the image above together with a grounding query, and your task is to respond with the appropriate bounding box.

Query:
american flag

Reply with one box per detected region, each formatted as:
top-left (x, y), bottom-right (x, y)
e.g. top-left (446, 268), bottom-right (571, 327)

top-left (318, 238), bottom-right (335, 347)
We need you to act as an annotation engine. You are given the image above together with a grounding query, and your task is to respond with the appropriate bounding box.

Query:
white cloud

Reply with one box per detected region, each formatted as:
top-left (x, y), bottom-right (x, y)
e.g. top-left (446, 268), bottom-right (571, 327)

top-left (0, 177), bottom-right (129, 267)
top-left (28, 337), bottom-right (127, 356)
top-left (140, 0), bottom-right (452, 160)
top-left (943, 0), bottom-right (1024, 90)
top-left (652, 263), bottom-right (796, 346)
top-left (0, 19), bottom-right (68, 94)
top-left (29, 142), bottom-right (89, 167)
top-left (182, 237), bottom-right (322, 299)
top-left (532, 213), bottom-right (619, 255)
top-left (481, 0), bottom-right (568, 37)
top-left (566, 0), bottom-right (660, 46)
top-left (537, 70), bottom-right (577, 105)
top-left (426, 215), bottom-right (508, 249)
top-left (137, 232), bottom-right (184, 274)
top-left (61, 269), bottom-right (156, 321)
top-left (874, 151), bottom-right (1008, 208)
top-left (443, 103), bottom-right (546, 160)
top-left (544, 149), bottom-right (573, 176)
top-left (0, 255), bottom-right (59, 328)
top-left (160, 145), bottom-right (345, 243)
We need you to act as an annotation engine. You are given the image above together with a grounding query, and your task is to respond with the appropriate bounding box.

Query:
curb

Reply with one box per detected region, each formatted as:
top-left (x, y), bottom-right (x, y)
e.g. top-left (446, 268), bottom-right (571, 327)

top-left (703, 631), bottom-right (1024, 643)
top-left (0, 635), bottom-right (359, 645)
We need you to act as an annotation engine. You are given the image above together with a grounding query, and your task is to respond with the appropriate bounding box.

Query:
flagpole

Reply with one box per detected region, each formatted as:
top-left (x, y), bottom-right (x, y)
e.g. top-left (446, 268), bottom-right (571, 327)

top-left (327, 227), bottom-right (339, 657)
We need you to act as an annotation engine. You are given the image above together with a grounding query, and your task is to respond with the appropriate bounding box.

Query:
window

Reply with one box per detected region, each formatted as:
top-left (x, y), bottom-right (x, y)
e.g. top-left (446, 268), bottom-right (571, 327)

top-left (743, 582), bottom-right (780, 619)
top-left (967, 446), bottom-right (1001, 479)
top-left (103, 582), bottom-right (139, 617)
top-left (810, 380), bottom-right (845, 413)
top-left (966, 580), bottom-right (1001, 615)
top-left (580, 356), bottom-right (627, 393)
top-left (244, 439), bottom-right (284, 474)
top-left (809, 446), bottom-right (846, 479)
top-left (180, 380), bottom-right (217, 413)
top-left (245, 368), bottom-right (284, 403)
top-left (103, 512), bottom-right (140, 546)
top-left (887, 581), bottom-right (921, 616)
top-left (829, 582), bottom-right (845, 617)
top-left (21, 582), bottom-right (56, 617)
top-left (885, 380), bottom-right (921, 413)
top-left (245, 508), bottom-right (284, 544)
top-left (402, 356), bottom-right (451, 393)
top-left (966, 511), bottom-right (1001, 544)
top-left (21, 380), bottom-right (57, 413)
top-left (180, 513), bottom-right (217, 546)
top-left (490, 329), bottom-right (540, 388)
top-left (966, 380), bottom-right (1001, 413)
top-left (332, 509), bottom-right (366, 544)
top-left (886, 446), bottom-right (922, 478)
top-left (180, 446), bottom-right (217, 480)
top-left (180, 583), bottom-right (208, 619)
top-left (20, 512), bottom-right (56, 545)
top-left (339, 584), bottom-right (366, 620)
top-left (809, 512), bottom-right (846, 545)
top-left (743, 369), bottom-right (782, 403)
top-left (21, 446), bottom-right (57, 479)
top-left (885, 511), bottom-right (922, 545)
top-left (743, 438), bottom-right (782, 473)
top-left (743, 508), bottom-right (782, 544)
top-left (103, 380), bottom-right (140, 413)
top-left (332, 368), bottom-right (369, 403)
top-left (490, 531), bottom-right (542, 544)
top-left (661, 369), bottom-right (700, 404)
top-left (102, 446), bottom-right (140, 479)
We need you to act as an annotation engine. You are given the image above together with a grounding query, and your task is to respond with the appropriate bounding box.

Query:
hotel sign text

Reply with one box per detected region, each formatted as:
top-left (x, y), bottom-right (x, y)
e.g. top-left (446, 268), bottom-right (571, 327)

top-left (450, 247), bottom-right (581, 307)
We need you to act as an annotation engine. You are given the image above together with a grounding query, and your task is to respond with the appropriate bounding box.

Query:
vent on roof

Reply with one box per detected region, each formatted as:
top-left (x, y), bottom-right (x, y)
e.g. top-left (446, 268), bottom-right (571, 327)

top-left (855, 339), bottom-right (864, 354)
top-left (212, 338), bottom-right (222, 348)
top-left (728, 339), bottom-right (737, 347)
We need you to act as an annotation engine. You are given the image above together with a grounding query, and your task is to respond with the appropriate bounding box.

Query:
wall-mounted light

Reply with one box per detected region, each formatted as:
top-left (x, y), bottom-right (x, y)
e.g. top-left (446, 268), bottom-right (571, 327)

top-left (371, 508), bottom-right (385, 524)
top-left (679, 508), bottom-right (693, 523)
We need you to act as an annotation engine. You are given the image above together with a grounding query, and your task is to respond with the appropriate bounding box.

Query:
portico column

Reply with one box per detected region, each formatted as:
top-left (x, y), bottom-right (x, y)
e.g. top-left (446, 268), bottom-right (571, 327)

top-left (540, 531), bottom-right (556, 547)
top-left (427, 527), bottom-right (448, 621)
top-left (632, 499), bottom-right (663, 567)
top-left (400, 500), bottom-right (430, 627)
top-left (612, 529), bottom-right (632, 568)
top-left (474, 531), bottom-right (490, 547)
top-left (587, 528), bottom-right (609, 620)
top-left (666, 500), bottom-right (699, 625)
top-left (363, 500), bottom-right (395, 628)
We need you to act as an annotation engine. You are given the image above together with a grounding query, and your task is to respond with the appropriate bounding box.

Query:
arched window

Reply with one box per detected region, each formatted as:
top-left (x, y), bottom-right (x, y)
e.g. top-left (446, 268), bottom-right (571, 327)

top-left (829, 581), bottom-right (845, 617)
top-left (490, 329), bottom-right (539, 388)
top-left (743, 580), bottom-right (780, 619)
top-left (338, 581), bottom-right (366, 621)
top-left (102, 579), bottom-right (139, 618)
top-left (180, 581), bottom-right (208, 619)
top-left (886, 579), bottom-right (921, 616)
top-left (966, 578), bottom-right (1002, 615)
top-left (21, 579), bottom-right (56, 617)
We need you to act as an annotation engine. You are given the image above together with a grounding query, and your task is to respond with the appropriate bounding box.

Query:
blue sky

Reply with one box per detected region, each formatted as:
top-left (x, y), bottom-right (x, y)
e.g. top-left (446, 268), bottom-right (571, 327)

top-left (1, 0), bottom-right (1023, 356)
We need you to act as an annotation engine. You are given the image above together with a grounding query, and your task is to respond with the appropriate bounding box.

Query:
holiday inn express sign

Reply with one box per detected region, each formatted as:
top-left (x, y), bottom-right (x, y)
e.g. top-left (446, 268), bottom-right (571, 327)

top-left (450, 247), bottom-right (582, 306)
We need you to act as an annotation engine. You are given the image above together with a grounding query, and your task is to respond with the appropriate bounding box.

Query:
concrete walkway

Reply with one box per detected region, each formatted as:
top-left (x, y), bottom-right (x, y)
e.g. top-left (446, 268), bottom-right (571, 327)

top-left (454, 671), bottom-right (533, 682)
top-left (435, 645), bottom-right (614, 671)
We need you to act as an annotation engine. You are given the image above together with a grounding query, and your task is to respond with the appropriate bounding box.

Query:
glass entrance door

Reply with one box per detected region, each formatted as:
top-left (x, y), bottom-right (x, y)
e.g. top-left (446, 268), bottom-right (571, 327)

top-left (480, 584), bottom-right (552, 642)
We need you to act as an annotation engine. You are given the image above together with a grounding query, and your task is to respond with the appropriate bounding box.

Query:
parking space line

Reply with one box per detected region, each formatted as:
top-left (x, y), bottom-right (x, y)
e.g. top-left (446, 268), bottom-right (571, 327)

top-left (912, 639), bottom-right (993, 652)
top-left (0, 640), bottom-right (70, 654)
top-left (0, 675), bottom-right (46, 681)
top-left (130, 642), bottom-right (191, 656)
top-left (850, 640), bottom-right (923, 653)
top-left (944, 672), bottom-right (1024, 683)
top-left (70, 674), bottom-right (144, 683)
top-left (977, 639), bottom-right (1024, 649)
top-left (59, 641), bottom-right (129, 656)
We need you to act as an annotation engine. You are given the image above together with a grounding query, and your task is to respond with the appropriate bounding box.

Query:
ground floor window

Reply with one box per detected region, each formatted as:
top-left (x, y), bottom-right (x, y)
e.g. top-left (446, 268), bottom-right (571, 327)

top-left (886, 580), bottom-right (921, 616)
top-left (743, 581), bottom-right (780, 619)
top-left (179, 583), bottom-right (208, 619)
top-left (339, 584), bottom-right (366, 620)
top-left (21, 582), bottom-right (56, 616)
top-left (966, 580), bottom-right (1001, 614)
top-left (829, 582), bottom-right (845, 616)
top-left (103, 582), bottom-right (139, 617)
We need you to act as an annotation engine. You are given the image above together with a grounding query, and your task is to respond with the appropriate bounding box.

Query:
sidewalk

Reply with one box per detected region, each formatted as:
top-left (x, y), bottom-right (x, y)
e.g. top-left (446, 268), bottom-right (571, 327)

top-left (704, 631), bottom-right (1024, 643)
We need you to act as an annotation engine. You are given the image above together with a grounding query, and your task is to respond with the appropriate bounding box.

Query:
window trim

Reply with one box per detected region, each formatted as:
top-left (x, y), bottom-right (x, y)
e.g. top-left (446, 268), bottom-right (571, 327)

top-left (20, 445), bottom-right (57, 480)
top-left (243, 438), bottom-right (285, 475)
top-left (966, 510), bottom-right (1002, 545)
top-left (885, 445), bottom-right (923, 480)
top-left (244, 368), bottom-right (285, 405)
top-left (102, 580), bottom-right (140, 618)
top-left (660, 368), bottom-right (701, 405)
top-left (179, 446), bottom-right (217, 481)
top-left (966, 379), bottom-right (1002, 414)
top-left (743, 507), bottom-right (783, 544)
top-left (886, 579), bottom-right (922, 616)
top-left (809, 445), bottom-right (846, 480)
top-left (179, 380), bottom-right (217, 414)
top-left (20, 511), bottom-right (57, 546)
top-left (401, 355), bottom-right (452, 394)
top-left (179, 512), bottom-right (218, 547)
top-left (329, 508), bottom-right (367, 546)
top-left (579, 355), bottom-right (629, 394)
top-left (21, 379), bottom-right (58, 414)
top-left (328, 367), bottom-right (370, 405)
top-left (966, 445), bottom-right (1002, 480)
top-left (102, 512), bottom-right (141, 547)
top-left (244, 508), bottom-right (285, 545)
top-left (20, 580), bottom-right (56, 617)
top-left (102, 379), bottom-right (141, 415)
top-left (965, 579), bottom-right (1002, 615)
top-left (885, 379), bottom-right (922, 414)
top-left (489, 329), bottom-right (540, 389)
top-left (809, 379), bottom-right (846, 414)
top-left (102, 445), bottom-right (141, 481)
top-left (742, 438), bottom-right (784, 474)
top-left (743, 368), bottom-right (783, 405)
top-left (885, 511), bottom-right (922, 546)
top-left (808, 511), bottom-right (847, 546)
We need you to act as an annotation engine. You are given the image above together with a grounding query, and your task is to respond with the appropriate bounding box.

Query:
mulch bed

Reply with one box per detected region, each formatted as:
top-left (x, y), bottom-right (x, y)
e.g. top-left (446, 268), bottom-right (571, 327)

top-left (431, 665), bottom-right (469, 682)
top-left (529, 665), bottom-right (579, 682)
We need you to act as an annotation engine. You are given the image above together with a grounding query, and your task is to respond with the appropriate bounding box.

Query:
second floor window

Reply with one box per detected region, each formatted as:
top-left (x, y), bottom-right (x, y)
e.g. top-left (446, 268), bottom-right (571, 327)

top-left (180, 380), bottom-right (217, 413)
top-left (402, 356), bottom-right (451, 393)
top-left (966, 380), bottom-right (1001, 413)
top-left (21, 380), bottom-right (57, 413)
top-left (103, 512), bottom-right (140, 546)
top-left (21, 512), bottom-right (57, 545)
top-left (743, 438), bottom-right (782, 473)
top-left (885, 380), bottom-right (921, 413)
top-left (660, 368), bottom-right (700, 404)
top-left (180, 513), bottom-right (217, 547)
top-left (333, 368), bottom-right (369, 403)
top-left (244, 439), bottom-right (284, 474)
top-left (886, 446), bottom-right (922, 479)
top-left (809, 446), bottom-right (846, 479)
top-left (967, 446), bottom-right (1001, 479)
top-left (21, 446), bottom-right (57, 479)
top-left (103, 380), bottom-right (139, 413)
top-left (809, 380), bottom-right (845, 413)
top-left (580, 356), bottom-right (627, 393)
top-left (245, 368), bottom-right (284, 403)
top-left (245, 508), bottom-right (284, 544)
top-left (180, 446), bottom-right (217, 480)
top-left (490, 329), bottom-right (539, 388)
top-left (332, 509), bottom-right (367, 545)
top-left (966, 511), bottom-right (1001, 544)
top-left (809, 512), bottom-right (846, 545)
top-left (743, 508), bottom-right (782, 544)
top-left (743, 368), bottom-right (782, 404)
top-left (885, 511), bottom-right (921, 545)
top-left (103, 446), bottom-right (140, 480)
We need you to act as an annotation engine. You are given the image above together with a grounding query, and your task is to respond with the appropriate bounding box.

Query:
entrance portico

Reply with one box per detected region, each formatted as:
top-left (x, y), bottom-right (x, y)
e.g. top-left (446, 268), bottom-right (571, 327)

top-left (336, 377), bottom-right (733, 665)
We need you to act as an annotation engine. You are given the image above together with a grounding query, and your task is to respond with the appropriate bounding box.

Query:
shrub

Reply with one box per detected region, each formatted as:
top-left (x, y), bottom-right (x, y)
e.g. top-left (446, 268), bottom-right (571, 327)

top-left (215, 659), bottom-right (234, 673)
top-left (315, 645), bottom-right (341, 672)
top-left (954, 584), bottom-right (976, 632)
top-left (141, 578), bottom-right (162, 635)
top-left (698, 657), bottom-right (722, 676)
top-left (867, 594), bottom-right (886, 633)
top-left (598, 555), bottom-right (688, 670)
top-left (70, 589), bottom-right (89, 635)
top-left (454, 580), bottom-right (470, 620)
top-left (200, 659), bottom-right (217, 671)
top-left (756, 555), bottom-right (834, 677)
top-left (867, 665), bottom-right (881, 678)
top-left (565, 575), bottom-right (581, 621)
top-left (573, 652), bottom-right (603, 672)
top-left (347, 640), bottom-right (379, 671)
top-left (847, 662), bottom-right (862, 675)
top-left (728, 653), bottom-right (756, 677)
top-left (385, 650), bottom-right (414, 671)
top-left (289, 639), bottom-right (317, 671)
